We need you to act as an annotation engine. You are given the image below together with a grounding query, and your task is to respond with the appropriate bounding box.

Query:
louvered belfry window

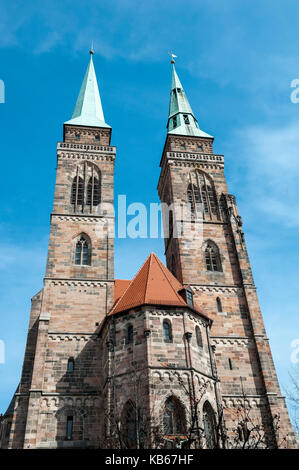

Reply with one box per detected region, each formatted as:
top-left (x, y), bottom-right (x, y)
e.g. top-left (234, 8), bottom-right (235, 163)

top-left (71, 175), bottom-right (84, 206)
top-left (187, 170), bottom-right (219, 220)
top-left (71, 163), bottom-right (101, 212)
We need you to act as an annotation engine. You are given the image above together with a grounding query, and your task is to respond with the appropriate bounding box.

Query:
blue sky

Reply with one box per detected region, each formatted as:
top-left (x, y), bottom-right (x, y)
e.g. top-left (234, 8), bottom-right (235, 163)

top-left (0, 0), bottom-right (299, 429)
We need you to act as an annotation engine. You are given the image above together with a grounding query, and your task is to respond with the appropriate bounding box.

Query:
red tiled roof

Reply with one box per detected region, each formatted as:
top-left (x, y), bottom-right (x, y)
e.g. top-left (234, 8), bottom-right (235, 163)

top-left (109, 253), bottom-right (206, 317)
top-left (114, 279), bottom-right (131, 304)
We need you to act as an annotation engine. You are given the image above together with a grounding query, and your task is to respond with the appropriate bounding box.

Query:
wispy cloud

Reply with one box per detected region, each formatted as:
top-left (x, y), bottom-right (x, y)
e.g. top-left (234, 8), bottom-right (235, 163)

top-left (228, 120), bottom-right (299, 228)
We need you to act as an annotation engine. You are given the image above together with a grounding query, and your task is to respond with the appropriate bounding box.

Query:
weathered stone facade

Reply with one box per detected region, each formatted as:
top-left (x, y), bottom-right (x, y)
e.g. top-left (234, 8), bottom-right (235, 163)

top-left (0, 56), bottom-right (296, 449)
top-left (1, 123), bottom-right (116, 449)
top-left (158, 133), bottom-right (296, 447)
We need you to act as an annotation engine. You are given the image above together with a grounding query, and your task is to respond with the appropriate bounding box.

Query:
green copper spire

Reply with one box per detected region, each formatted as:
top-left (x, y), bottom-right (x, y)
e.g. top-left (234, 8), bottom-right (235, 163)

top-left (65, 50), bottom-right (110, 128)
top-left (167, 58), bottom-right (212, 138)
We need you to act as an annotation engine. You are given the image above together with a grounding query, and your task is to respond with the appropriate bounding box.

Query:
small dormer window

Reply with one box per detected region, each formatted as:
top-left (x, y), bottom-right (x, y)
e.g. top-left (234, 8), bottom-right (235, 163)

top-left (173, 116), bottom-right (177, 129)
top-left (186, 288), bottom-right (194, 308)
top-left (177, 88), bottom-right (181, 93)
top-left (183, 114), bottom-right (190, 125)
top-left (75, 134), bottom-right (80, 141)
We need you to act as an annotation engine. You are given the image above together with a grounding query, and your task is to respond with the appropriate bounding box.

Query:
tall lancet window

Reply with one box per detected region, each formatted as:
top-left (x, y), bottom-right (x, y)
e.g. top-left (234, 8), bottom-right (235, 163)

top-left (87, 170), bottom-right (101, 208)
top-left (187, 184), bottom-right (201, 216)
top-left (187, 171), bottom-right (219, 220)
top-left (163, 397), bottom-right (186, 435)
top-left (75, 234), bottom-right (91, 266)
top-left (203, 402), bottom-right (216, 449)
top-left (204, 241), bottom-right (222, 272)
top-left (163, 320), bottom-right (173, 343)
top-left (71, 175), bottom-right (84, 208)
top-left (71, 164), bottom-right (101, 212)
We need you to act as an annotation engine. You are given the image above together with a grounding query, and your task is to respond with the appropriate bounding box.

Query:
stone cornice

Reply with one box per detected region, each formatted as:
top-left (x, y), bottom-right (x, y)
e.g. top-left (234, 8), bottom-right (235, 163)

top-left (211, 336), bottom-right (253, 346)
top-left (44, 278), bottom-right (114, 287)
top-left (190, 285), bottom-right (244, 295)
top-left (50, 213), bottom-right (114, 222)
top-left (57, 142), bottom-right (115, 153)
top-left (166, 151), bottom-right (224, 164)
top-left (48, 333), bottom-right (98, 342)
top-left (57, 151), bottom-right (115, 163)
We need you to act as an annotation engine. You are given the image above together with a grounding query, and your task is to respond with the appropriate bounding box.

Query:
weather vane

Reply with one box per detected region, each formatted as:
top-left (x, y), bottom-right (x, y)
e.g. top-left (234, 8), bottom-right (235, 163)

top-left (168, 52), bottom-right (178, 64)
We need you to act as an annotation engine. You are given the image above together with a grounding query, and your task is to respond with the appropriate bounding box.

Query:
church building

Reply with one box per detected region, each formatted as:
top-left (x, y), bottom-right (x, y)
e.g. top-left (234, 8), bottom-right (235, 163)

top-left (0, 51), bottom-right (295, 449)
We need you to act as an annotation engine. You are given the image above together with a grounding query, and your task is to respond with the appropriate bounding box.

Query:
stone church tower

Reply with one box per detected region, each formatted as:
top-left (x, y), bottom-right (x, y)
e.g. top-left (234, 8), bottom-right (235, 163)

top-left (1, 50), bottom-right (116, 449)
top-left (0, 53), bottom-right (295, 449)
top-left (157, 58), bottom-right (295, 447)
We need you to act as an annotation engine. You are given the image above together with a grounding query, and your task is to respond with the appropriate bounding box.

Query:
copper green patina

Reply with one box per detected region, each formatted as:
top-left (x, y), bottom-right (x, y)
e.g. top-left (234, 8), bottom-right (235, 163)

top-left (167, 61), bottom-right (212, 138)
top-left (65, 52), bottom-right (110, 128)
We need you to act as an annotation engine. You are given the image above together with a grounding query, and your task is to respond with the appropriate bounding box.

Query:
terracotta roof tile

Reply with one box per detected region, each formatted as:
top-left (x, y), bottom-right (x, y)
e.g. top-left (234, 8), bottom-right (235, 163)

top-left (114, 279), bottom-right (131, 304)
top-left (109, 253), bottom-right (206, 317)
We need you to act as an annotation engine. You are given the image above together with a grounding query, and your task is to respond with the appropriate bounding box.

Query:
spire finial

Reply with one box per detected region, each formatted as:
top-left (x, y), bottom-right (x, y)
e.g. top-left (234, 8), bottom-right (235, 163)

top-left (89, 41), bottom-right (94, 56)
top-left (64, 47), bottom-right (111, 128)
top-left (167, 54), bottom-right (213, 139)
top-left (169, 52), bottom-right (177, 64)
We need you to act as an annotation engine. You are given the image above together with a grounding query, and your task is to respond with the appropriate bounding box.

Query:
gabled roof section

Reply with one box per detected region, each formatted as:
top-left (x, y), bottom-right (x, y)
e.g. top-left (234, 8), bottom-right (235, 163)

top-left (109, 253), bottom-right (207, 318)
top-left (65, 52), bottom-right (111, 128)
top-left (167, 60), bottom-right (213, 138)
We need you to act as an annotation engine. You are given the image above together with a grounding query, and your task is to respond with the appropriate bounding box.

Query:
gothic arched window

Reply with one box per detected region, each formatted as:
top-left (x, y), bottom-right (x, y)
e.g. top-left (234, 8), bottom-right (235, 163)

top-left (71, 175), bottom-right (84, 207)
top-left (187, 183), bottom-right (201, 216)
top-left (121, 401), bottom-right (143, 449)
top-left (204, 241), bottom-right (222, 272)
top-left (75, 234), bottom-right (91, 266)
top-left (87, 173), bottom-right (101, 207)
top-left (196, 326), bottom-right (203, 349)
top-left (163, 320), bottom-right (173, 343)
top-left (203, 402), bottom-right (216, 449)
top-left (163, 397), bottom-right (186, 435)
top-left (187, 171), bottom-right (219, 220)
top-left (71, 164), bottom-right (101, 212)
top-left (216, 297), bottom-right (222, 312)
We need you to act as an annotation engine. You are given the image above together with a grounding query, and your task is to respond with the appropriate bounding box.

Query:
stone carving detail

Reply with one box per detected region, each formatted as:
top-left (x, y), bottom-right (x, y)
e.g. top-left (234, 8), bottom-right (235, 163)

top-left (149, 310), bottom-right (182, 317)
top-left (222, 396), bottom-right (266, 408)
top-left (169, 161), bottom-right (222, 170)
top-left (58, 151), bottom-right (115, 162)
top-left (186, 313), bottom-right (207, 327)
top-left (46, 280), bottom-right (107, 288)
top-left (150, 369), bottom-right (214, 392)
top-left (211, 336), bottom-right (252, 347)
top-left (52, 215), bottom-right (107, 223)
top-left (191, 285), bottom-right (243, 296)
top-left (48, 333), bottom-right (97, 342)
top-left (41, 395), bottom-right (100, 411)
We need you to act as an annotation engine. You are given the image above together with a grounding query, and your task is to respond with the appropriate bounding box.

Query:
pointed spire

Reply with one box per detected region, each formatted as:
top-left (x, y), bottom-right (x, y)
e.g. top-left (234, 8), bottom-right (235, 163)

top-left (65, 50), bottom-right (110, 128)
top-left (167, 58), bottom-right (212, 138)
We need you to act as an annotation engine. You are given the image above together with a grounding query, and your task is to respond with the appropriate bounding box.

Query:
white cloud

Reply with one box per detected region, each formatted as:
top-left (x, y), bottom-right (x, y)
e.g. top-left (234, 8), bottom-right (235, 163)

top-left (229, 121), bottom-right (299, 227)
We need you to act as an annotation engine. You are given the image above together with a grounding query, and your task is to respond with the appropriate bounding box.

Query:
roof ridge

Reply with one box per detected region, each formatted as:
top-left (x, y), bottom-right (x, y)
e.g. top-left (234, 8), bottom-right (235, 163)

top-left (109, 255), bottom-right (151, 315)
top-left (151, 253), bottom-right (185, 304)
top-left (143, 253), bottom-right (154, 303)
